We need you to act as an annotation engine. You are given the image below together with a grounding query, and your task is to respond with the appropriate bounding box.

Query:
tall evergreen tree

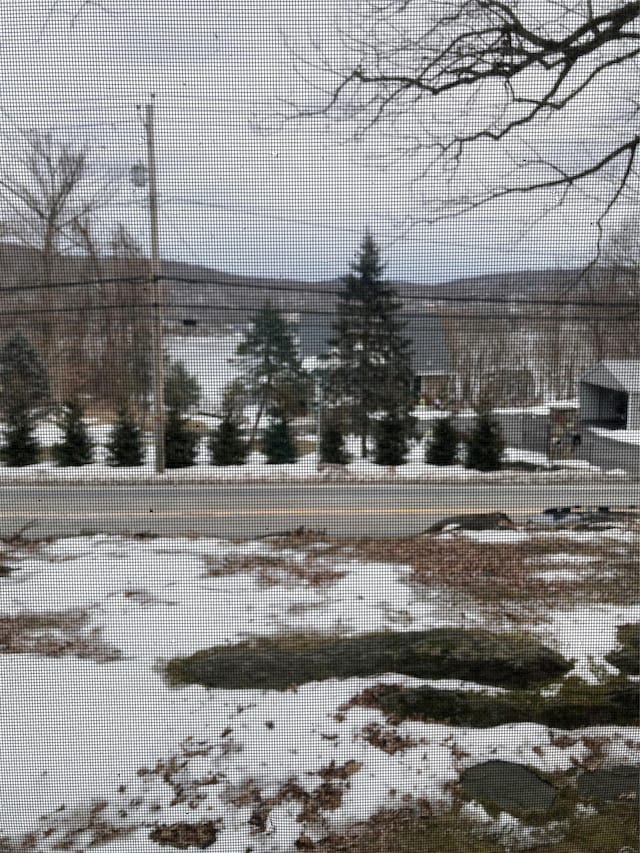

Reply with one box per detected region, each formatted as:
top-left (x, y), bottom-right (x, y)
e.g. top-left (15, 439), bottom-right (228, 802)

top-left (0, 333), bottom-right (50, 466)
top-left (427, 415), bottom-right (459, 466)
top-left (106, 408), bottom-right (146, 466)
top-left (233, 301), bottom-right (310, 447)
top-left (52, 400), bottom-right (94, 466)
top-left (465, 409), bottom-right (504, 472)
top-left (327, 232), bottom-right (415, 457)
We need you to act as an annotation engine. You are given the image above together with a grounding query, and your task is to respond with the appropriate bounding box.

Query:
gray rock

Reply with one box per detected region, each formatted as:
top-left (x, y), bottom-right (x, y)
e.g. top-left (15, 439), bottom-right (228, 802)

top-left (461, 760), bottom-right (557, 813)
top-left (577, 765), bottom-right (640, 803)
top-left (423, 512), bottom-right (513, 533)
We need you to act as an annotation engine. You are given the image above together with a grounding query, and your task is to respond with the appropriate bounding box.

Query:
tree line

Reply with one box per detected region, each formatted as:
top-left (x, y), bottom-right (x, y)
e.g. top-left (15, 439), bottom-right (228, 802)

top-left (0, 232), bottom-right (504, 471)
top-left (0, 130), bottom-right (636, 424)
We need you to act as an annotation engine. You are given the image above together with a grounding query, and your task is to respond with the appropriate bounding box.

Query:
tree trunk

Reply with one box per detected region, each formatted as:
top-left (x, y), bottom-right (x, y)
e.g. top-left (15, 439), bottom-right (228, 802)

top-left (360, 415), bottom-right (367, 459)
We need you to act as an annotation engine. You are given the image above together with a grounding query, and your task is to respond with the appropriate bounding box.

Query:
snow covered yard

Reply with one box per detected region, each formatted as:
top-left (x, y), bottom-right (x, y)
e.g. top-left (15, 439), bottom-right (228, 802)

top-left (1, 524), bottom-right (639, 851)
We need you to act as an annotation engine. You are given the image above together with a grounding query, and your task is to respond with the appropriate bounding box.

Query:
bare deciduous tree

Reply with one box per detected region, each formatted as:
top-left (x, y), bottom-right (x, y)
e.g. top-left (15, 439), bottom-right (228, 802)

top-left (293, 1), bottom-right (640, 234)
top-left (0, 129), bottom-right (116, 259)
top-left (71, 220), bottom-right (152, 415)
top-left (0, 129), bottom-right (123, 399)
top-left (0, 128), bottom-right (148, 411)
top-left (581, 215), bottom-right (640, 359)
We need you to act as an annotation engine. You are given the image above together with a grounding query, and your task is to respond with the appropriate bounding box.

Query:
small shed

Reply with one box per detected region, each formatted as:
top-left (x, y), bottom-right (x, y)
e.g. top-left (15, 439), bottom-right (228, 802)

top-left (579, 361), bottom-right (640, 430)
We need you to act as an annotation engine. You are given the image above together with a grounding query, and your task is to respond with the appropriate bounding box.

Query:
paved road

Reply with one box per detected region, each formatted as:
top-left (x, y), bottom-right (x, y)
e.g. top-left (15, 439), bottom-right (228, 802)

top-left (0, 482), bottom-right (637, 539)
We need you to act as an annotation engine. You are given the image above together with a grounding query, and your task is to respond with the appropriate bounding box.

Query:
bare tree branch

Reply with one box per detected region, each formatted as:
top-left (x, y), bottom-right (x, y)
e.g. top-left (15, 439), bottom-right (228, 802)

top-left (37, 0), bottom-right (113, 42)
top-left (288, 1), bottom-right (640, 233)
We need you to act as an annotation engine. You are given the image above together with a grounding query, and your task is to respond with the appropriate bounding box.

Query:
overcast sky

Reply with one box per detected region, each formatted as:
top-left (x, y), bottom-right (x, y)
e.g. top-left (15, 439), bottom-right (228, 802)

top-left (0, 0), bottom-right (631, 283)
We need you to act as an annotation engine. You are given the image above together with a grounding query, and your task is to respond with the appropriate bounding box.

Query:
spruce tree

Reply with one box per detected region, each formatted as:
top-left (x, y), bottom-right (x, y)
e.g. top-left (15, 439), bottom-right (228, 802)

top-left (162, 360), bottom-right (201, 469)
top-left (327, 232), bottom-right (415, 458)
top-left (465, 409), bottom-right (504, 471)
top-left (208, 415), bottom-right (248, 466)
top-left (373, 408), bottom-right (409, 466)
top-left (427, 415), bottom-right (459, 465)
top-left (0, 411), bottom-right (40, 466)
top-left (52, 400), bottom-right (94, 466)
top-left (164, 408), bottom-right (199, 469)
top-left (106, 408), bottom-right (145, 466)
top-left (234, 301), bottom-right (310, 447)
top-left (0, 333), bottom-right (50, 466)
top-left (262, 413), bottom-right (297, 464)
top-left (319, 417), bottom-right (349, 464)
top-left (164, 360), bottom-right (201, 416)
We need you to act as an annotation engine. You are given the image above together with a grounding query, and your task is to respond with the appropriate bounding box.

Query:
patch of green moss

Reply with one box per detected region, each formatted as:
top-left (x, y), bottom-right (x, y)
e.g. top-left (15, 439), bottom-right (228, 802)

top-left (164, 628), bottom-right (571, 691)
top-left (317, 797), bottom-right (640, 852)
top-left (378, 676), bottom-right (638, 728)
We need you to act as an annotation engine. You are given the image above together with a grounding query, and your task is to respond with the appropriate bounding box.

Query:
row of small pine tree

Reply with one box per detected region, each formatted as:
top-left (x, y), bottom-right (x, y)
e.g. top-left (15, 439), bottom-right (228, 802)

top-left (318, 410), bottom-right (504, 471)
top-left (426, 411), bottom-right (503, 471)
top-left (0, 401), bottom-right (302, 469)
top-left (0, 404), bottom-right (503, 471)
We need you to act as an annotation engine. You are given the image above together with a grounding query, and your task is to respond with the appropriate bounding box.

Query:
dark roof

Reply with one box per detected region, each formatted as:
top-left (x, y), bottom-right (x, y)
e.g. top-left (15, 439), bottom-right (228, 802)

top-left (296, 314), bottom-right (451, 374)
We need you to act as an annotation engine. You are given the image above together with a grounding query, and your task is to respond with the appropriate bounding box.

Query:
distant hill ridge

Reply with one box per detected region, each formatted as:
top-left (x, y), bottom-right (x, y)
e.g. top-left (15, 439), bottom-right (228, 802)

top-left (0, 241), bottom-right (592, 323)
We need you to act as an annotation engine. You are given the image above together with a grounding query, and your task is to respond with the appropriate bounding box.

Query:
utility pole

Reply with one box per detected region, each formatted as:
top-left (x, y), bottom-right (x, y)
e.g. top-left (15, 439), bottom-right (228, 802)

top-left (142, 96), bottom-right (165, 473)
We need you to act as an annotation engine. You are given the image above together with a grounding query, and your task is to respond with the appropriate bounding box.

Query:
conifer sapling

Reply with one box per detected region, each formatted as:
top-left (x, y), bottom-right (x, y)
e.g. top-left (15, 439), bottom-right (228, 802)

top-left (427, 415), bottom-right (459, 465)
top-left (52, 400), bottom-right (94, 467)
top-left (106, 408), bottom-right (145, 466)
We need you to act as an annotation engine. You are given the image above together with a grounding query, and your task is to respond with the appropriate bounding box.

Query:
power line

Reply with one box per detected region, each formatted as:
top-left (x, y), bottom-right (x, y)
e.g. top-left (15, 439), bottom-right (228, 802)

top-left (0, 270), bottom-right (639, 310)
top-left (165, 274), bottom-right (640, 309)
top-left (0, 297), bottom-right (636, 324)
top-left (0, 275), bottom-right (148, 295)
top-left (0, 301), bottom-right (152, 318)
top-left (112, 197), bottom-right (402, 235)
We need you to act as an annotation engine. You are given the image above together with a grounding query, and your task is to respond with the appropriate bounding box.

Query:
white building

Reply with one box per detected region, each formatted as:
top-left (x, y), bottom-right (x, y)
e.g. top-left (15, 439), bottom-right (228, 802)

top-left (580, 360), bottom-right (640, 430)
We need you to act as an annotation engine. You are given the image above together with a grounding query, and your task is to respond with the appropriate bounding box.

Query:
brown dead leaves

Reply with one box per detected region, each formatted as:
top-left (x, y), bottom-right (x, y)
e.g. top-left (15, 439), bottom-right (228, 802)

top-left (339, 683), bottom-right (405, 712)
top-left (148, 820), bottom-right (221, 849)
top-left (317, 760), bottom-right (363, 781)
top-left (224, 761), bottom-right (364, 840)
top-left (348, 533), bottom-right (633, 606)
top-left (137, 746), bottom-right (220, 810)
top-left (206, 552), bottom-right (346, 587)
top-left (0, 610), bottom-right (121, 662)
top-left (203, 526), bottom-right (638, 607)
top-left (361, 724), bottom-right (417, 755)
top-left (312, 797), bottom-right (433, 852)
